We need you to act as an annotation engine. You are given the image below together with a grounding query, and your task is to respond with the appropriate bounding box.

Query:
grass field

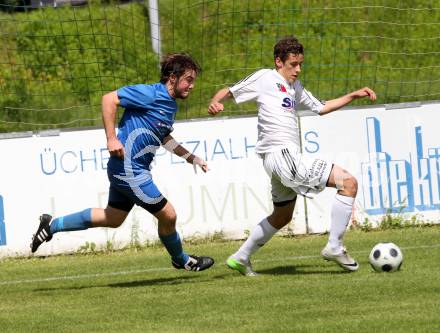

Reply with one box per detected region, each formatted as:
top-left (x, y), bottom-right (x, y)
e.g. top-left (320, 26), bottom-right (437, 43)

top-left (1, 226), bottom-right (440, 332)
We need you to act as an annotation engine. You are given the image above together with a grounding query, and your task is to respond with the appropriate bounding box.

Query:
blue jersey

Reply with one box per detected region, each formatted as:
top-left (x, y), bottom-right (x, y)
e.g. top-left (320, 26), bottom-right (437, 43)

top-left (107, 83), bottom-right (177, 174)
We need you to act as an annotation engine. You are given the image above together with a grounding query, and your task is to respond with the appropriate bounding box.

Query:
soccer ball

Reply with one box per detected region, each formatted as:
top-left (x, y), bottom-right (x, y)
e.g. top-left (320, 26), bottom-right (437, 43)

top-left (369, 242), bottom-right (403, 272)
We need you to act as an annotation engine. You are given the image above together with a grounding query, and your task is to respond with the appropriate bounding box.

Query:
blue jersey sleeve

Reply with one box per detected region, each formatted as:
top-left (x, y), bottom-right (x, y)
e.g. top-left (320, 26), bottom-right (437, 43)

top-left (117, 84), bottom-right (156, 110)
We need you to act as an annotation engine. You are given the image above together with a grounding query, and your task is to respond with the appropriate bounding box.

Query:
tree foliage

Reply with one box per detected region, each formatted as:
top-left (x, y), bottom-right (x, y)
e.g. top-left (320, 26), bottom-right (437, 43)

top-left (1, 0), bottom-right (439, 132)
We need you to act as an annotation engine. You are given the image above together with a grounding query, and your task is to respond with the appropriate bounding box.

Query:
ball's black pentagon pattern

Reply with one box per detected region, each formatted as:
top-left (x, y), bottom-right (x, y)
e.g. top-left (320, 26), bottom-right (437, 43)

top-left (382, 264), bottom-right (393, 272)
top-left (390, 248), bottom-right (398, 257)
top-left (373, 249), bottom-right (381, 259)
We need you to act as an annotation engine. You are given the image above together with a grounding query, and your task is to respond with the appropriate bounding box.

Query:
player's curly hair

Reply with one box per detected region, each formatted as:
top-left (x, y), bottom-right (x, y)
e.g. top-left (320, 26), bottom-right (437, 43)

top-left (160, 53), bottom-right (201, 83)
top-left (274, 36), bottom-right (304, 62)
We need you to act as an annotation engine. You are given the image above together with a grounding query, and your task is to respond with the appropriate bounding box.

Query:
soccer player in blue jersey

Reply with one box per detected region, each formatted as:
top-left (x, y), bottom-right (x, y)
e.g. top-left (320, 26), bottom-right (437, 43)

top-left (31, 53), bottom-right (214, 272)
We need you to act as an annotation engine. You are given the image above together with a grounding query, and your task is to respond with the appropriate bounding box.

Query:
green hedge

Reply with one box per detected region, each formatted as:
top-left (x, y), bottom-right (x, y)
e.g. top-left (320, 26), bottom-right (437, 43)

top-left (1, 0), bottom-right (440, 132)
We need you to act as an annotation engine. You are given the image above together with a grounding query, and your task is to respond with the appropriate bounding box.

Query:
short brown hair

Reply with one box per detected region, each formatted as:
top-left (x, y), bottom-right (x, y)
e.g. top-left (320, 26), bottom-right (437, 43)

top-left (273, 37), bottom-right (304, 62)
top-left (160, 53), bottom-right (201, 83)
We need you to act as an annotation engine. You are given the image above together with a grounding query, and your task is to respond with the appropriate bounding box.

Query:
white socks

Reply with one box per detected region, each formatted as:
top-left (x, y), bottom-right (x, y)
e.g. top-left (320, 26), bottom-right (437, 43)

top-left (233, 218), bottom-right (278, 263)
top-left (327, 194), bottom-right (355, 253)
top-left (233, 194), bottom-right (354, 261)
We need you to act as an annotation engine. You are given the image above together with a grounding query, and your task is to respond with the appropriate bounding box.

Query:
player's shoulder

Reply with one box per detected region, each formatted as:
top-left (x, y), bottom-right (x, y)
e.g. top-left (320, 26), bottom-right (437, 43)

top-left (250, 68), bottom-right (272, 81)
top-left (119, 82), bottom-right (155, 93)
top-left (137, 82), bottom-right (162, 98)
top-left (255, 68), bottom-right (272, 75)
top-left (233, 68), bottom-right (271, 86)
top-left (138, 82), bottom-right (161, 93)
top-left (117, 82), bottom-right (160, 106)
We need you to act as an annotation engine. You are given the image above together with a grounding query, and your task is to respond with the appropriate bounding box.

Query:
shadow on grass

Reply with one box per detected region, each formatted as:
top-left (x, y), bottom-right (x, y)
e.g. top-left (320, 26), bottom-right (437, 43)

top-left (33, 275), bottom-right (200, 292)
top-left (252, 264), bottom-right (348, 276)
top-left (209, 263), bottom-right (348, 278)
top-left (108, 275), bottom-right (199, 288)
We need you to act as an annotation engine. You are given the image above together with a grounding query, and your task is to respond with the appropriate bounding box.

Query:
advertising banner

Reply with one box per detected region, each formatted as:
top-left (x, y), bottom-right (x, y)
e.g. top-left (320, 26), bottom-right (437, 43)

top-left (0, 102), bottom-right (438, 257)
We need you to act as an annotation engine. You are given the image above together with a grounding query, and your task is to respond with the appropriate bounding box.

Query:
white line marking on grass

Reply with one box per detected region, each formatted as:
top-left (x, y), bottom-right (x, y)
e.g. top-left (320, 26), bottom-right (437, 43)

top-left (0, 267), bottom-right (172, 286)
top-left (1, 243), bottom-right (439, 286)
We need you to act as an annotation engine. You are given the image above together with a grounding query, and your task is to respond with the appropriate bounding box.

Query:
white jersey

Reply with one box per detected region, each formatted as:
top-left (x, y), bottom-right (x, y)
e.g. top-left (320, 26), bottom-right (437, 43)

top-left (229, 69), bottom-right (325, 154)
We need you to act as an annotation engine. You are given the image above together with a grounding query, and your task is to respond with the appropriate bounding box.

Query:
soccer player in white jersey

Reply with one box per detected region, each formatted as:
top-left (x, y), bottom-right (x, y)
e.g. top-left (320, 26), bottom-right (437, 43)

top-left (208, 36), bottom-right (376, 275)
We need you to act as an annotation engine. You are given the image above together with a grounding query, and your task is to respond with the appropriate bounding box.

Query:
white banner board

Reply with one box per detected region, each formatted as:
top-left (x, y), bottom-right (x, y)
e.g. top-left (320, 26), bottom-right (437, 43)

top-left (0, 102), bottom-right (439, 257)
top-left (0, 117), bottom-right (306, 257)
top-left (301, 103), bottom-right (440, 232)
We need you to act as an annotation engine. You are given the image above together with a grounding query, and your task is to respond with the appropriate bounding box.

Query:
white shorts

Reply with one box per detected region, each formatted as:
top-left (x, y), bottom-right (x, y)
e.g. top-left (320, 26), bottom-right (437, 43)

top-left (262, 147), bottom-right (333, 203)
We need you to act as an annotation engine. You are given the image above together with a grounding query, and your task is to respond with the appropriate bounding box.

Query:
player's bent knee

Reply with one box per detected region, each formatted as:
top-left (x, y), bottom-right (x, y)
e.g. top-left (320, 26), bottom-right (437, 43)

top-left (269, 211), bottom-right (293, 229)
top-left (155, 204), bottom-right (177, 225)
top-left (280, 212), bottom-right (293, 224)
top-left (102, 206), bottom-right (128, 228)
top-left (343, 176), bottom-right (358, 196)
top-left (157, 215), bottom-right (177, 235)
top-left (161, 213), bottom-right (177, 225)
top-left (104, 215), bottom-right (125, 228)
top-left (107, 220), bottom-right (124, 228)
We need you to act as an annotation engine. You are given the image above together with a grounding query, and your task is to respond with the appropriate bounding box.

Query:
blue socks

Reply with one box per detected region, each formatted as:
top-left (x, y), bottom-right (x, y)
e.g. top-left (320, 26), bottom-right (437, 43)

top-left (50, 208), bottom-right (92, 234)
top-left (49, 210), bottom-right (189, 266)
top-left (159, 231), bottom-right (189, 266)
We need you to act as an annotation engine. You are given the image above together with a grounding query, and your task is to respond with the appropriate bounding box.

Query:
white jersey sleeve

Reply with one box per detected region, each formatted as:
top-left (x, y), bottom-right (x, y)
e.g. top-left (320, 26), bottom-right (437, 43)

top-left (229, 69), bottom-right (270, 104)
top-left (294, 81), bottom-right (325, 114)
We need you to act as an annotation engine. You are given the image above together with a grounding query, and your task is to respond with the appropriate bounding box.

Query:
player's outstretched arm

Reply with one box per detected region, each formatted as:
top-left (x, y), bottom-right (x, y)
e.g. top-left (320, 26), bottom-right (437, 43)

top-left (208, 87), bottom-right (232, 115)
top-left (320, 87), bottom-right (376, 115)
top-left (162, 135), bottom-right (208, 173)
top-left (102, 91), bottom-right (125, 158)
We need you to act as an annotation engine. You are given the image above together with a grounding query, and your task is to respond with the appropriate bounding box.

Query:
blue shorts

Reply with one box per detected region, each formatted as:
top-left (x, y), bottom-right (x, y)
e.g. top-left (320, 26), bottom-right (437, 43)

top-left (106, 165), bottom-right (167, 214)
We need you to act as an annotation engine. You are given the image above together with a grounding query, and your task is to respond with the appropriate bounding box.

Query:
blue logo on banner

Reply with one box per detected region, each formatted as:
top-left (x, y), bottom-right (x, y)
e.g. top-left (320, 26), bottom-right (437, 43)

top-left (0, 195), bottom-right (6, 246)
top-left (361, 117), bottom-right (440, 215)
